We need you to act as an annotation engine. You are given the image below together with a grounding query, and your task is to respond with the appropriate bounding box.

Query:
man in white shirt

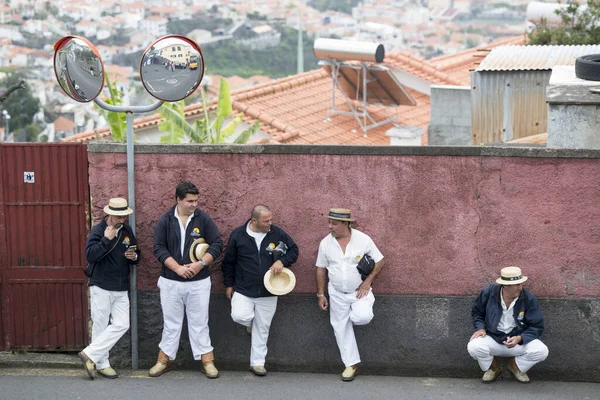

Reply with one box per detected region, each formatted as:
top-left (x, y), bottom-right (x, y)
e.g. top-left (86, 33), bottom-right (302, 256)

top-left (315, 208), bottom-right (385, 382)
top-left (468, 266), bottom-right (548, 383)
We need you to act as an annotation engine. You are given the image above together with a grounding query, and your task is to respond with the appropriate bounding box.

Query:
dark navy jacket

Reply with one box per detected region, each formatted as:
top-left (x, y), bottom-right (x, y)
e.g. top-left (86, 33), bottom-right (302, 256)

top-left (86, 217), bottom-right (140, 291)
top-left (222, 221), bottom-right (298, 298)
top-left (154, 205), bottom-right (223, 282)
top-left (472, 284), bottom-right (544, 345)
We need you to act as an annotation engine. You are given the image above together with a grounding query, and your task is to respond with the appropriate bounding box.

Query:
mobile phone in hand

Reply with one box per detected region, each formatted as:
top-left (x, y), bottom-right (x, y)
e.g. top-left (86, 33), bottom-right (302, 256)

top-left (127, 245), bottom-right (137, 252)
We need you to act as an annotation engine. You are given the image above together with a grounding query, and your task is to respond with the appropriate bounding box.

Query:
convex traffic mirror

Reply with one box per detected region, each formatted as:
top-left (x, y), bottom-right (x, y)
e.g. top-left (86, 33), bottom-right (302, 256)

top-left (53, 36), bottom-right (104, 103)
top-left (53, 35), bottom-right (204, 103)
top-left (140, 35), bottom-right (205, 102)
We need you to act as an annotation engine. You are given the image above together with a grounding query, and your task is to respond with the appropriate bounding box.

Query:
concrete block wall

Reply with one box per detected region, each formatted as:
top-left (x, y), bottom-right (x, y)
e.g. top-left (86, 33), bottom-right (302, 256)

top-left (428, 85), bottom-right (472, 145)
top-left (88, 144), bottom-right (600, 381)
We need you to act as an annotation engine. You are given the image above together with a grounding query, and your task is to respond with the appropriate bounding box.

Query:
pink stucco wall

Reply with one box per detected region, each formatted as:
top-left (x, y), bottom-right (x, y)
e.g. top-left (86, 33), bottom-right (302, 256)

top-left (88, 150), bottom-right (600, 298)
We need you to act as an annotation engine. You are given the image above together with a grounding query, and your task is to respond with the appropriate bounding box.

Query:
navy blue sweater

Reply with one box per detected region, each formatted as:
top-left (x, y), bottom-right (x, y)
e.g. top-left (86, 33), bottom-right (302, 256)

top-left (86, 217), bottom-right (140, 291)
top-left (472, 284), bottom-right (544, 345)
top-left (222, 221), bottom-right (298, 298)
top-left (154, 205), bottom-right (223, 282)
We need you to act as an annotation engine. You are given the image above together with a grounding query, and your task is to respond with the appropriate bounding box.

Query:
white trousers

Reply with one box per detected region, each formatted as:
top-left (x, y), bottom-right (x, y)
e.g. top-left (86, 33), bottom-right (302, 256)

top-left (467, 335), bottom-right (549, 372)
top-left (157, 276), bottom-right (213, 360)
top-left (328, 283), bottom-right (375, 367)
top-left (231, 292), bottom-right (278, 367)
top-left (83, 286), bottom-right (130, 370)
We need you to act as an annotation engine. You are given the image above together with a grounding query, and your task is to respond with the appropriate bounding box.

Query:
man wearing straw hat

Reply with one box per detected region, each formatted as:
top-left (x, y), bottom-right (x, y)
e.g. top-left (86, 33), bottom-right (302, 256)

top-left (150, 181), bottom-right (223, 379)
top-left (79, 197), bottom-right (140, 380)
top-left (468, 266), bottom-right (548, 383)
top-left (222, 204), bottom-right (298, 376)
top-left (315, 208), bottom-right (384, 382)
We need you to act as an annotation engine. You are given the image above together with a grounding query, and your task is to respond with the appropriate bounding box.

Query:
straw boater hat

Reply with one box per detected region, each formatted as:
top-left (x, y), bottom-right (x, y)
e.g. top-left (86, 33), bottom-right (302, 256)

top-left (264, 268), bottom-right (296, 296)
top-left (104, 198), bottom-right (133, 216)
top-left (328, 208), bottom-right (355, 222)
top-left (496, 266), bottom-right (528, 285)
top-left (189, 238), bottom-right (209, 263)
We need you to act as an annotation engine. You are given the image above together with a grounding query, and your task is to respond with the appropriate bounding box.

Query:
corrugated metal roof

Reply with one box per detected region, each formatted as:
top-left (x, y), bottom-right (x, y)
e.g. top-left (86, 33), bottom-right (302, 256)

top-left (476, 45), bottom-right (600, 71)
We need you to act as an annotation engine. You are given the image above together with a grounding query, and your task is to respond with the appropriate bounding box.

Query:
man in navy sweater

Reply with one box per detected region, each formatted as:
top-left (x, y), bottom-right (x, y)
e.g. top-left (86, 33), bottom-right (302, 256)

top-left (222, 204), bottom-right (298, 376)
top-left (79, 197), bottom-right (140, 380)
top-left (149, 181), bottom-right (223, 378)
top-left (468, 266), bottom-right (548, 383)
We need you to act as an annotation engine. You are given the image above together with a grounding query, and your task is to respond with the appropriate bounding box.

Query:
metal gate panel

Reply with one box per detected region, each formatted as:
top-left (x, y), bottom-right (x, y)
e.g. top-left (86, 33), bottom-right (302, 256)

top-left (0, 143), bottom-right (90, 350)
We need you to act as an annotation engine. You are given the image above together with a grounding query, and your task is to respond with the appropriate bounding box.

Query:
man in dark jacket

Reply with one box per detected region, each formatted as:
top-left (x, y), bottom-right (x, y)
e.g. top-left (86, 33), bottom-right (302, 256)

top-left (468, 266), bottom-right (548, 383)
top-left (222, 204), bottom-right (298, 376)
top-left (149, 181), bottom-right (223, 379)
top-left (79, 197), bottom-right (140, 380)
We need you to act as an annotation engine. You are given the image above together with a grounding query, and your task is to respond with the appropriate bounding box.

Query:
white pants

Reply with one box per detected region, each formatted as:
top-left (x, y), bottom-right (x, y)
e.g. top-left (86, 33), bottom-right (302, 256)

top-left (328, 283), bottom-right (375, 367)
top-left (467, 335), bottom-right (549, 372)
top-left (157, 276), bottom-right (213, 360)
top-left (231, 292), bottom-right (278, 367)
top-left (83, 286), bottom-right (130, 370)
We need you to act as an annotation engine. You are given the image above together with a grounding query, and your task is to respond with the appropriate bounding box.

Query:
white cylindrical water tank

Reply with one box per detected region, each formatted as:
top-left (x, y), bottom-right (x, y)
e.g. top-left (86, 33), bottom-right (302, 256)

top-left (313, 38), bottom-right (385, 63)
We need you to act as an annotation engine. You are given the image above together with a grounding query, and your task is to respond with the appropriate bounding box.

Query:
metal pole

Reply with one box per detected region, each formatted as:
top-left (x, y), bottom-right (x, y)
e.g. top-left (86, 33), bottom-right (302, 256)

top-left (93, 98), bottom-right (162, 371)
top-left (126, 111), bottom-right (138, 370)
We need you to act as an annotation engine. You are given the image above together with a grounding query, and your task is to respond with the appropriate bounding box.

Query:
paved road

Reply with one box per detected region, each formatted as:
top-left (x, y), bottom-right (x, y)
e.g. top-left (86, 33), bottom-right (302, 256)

top-left (0, 369), bottom-right (598, 400)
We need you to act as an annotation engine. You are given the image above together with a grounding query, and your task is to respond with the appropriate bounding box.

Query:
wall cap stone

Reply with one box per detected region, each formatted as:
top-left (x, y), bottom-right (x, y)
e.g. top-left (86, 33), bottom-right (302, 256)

top-left (88, 143), bottom-right (600, 159)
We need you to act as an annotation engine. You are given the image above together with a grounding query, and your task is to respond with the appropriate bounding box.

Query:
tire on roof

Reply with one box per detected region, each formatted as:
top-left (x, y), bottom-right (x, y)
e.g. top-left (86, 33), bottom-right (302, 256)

top-left (575, 54), bottom-right (600, 81)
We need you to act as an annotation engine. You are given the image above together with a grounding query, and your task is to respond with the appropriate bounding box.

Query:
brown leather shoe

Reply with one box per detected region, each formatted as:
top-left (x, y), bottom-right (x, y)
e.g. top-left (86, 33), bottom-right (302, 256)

top-left (507, 357), bottom-right (530, 383)
top-left (482, 357), bottom-right (502, 383)
top-left (201, 351), bottom-right (219, 379)
top-left (79, 351), bottom-right (96, 380)
top-left (148, 350), bottom-right (173, 377)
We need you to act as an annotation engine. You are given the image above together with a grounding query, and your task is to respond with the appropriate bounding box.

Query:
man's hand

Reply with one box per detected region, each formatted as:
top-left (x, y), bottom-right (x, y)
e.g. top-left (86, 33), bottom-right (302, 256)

top-left (503, 335), bottom-right (522, 348)
top-left (470, 329), bottom-right (486, 341)
top-left (104, 225), bottom-right (117, 240)
top-left (356, 280), bottom-right (371, 299)
top-left (124, 248), bottom-right (137, 261)
top-left (176, 264), bottom-right (195, 279)
top-left (225, 287), bottom-right (234, 300)
top-left (270, 260), bottom-right (284, 275)
top-left (318, 295), bottom-right (328, 311)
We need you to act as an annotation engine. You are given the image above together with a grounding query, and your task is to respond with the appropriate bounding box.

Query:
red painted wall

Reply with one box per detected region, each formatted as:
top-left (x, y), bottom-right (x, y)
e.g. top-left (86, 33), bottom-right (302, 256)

top-left (88, 151), bottom-right (600, 298)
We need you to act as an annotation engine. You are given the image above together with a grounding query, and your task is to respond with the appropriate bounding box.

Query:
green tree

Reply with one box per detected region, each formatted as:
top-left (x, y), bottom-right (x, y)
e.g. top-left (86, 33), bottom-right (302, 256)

top-left (528, 1), bottom-right (600, 45)
top-left (0, 73), bottom-right (40, 132)
top-left (94, 72), bottom-right (126, 142)
top-left (157, 77), bottom-right (260, 144)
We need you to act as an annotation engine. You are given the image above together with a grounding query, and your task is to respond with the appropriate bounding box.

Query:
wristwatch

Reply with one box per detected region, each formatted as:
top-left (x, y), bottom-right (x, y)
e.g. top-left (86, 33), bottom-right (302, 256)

top-left (199, 259), bottom-right (207, 267)
top-left (316, 293), bottom-right (325, 298)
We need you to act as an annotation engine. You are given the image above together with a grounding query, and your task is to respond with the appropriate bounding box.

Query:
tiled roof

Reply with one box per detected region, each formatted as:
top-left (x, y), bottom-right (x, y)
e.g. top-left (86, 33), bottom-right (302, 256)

top-left (63, 36), bottom-right (524, 146)
top-left (54, 116), bottom-right (76, 132)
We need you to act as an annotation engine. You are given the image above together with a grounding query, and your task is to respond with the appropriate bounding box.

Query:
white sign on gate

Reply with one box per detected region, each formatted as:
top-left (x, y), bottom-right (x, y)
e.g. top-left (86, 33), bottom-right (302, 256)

top-left (24, 172), bottom-right (35, 183)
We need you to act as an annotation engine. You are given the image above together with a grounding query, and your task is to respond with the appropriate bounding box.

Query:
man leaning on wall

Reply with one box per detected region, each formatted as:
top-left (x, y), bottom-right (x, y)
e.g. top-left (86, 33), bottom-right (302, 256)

top-left (79, 197), bottom-right (140, 380)
top-left (467, 266), bottom-right (549, 383)
top-left (315, 208), bottom-right (385, 382)
top-left (149, 181), bottom-right (223, 379)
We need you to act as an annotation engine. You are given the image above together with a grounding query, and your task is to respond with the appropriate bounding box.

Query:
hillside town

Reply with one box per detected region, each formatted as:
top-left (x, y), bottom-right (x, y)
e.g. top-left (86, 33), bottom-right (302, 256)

top-left (0, 0), bottom-right (541, 142)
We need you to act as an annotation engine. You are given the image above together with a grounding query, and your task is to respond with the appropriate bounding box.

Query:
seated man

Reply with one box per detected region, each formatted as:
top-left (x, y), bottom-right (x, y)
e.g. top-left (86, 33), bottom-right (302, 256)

top-left (467, 266), bottom-right (549, 383)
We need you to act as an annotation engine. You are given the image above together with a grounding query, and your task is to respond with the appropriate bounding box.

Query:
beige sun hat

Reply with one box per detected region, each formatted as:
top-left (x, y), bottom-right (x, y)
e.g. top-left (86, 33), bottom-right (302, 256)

top-left (103, 198), bottom-right (133, 216)
top-left (496, 266), bottom-right (528, 285)
top-left (189, 238), bottom-right (209, 263)
top-left (264, 267), bottom-right (296, 296)
top-left (328, 208), bottom-right (355, 222)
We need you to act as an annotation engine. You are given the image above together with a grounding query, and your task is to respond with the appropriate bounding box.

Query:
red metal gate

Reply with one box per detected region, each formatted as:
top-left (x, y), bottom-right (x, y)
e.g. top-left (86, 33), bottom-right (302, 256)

top-left (0, 143), bottom-right (90, 351)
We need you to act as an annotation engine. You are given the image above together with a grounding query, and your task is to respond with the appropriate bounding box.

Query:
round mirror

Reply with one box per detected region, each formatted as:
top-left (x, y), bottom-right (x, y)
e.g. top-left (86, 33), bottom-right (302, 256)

top-left (53, 36), bottom-right (105, 103)
top-left (140, 35), bottom-right (205, 102)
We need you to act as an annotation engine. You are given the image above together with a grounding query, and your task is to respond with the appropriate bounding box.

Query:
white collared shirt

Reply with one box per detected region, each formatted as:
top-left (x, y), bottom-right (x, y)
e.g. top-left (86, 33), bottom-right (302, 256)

top-left (497, 289), bottom-right (518, 334)
top-left (174, 208), bottom-right (194, 258)
top-left (316, 228), bottom-right (384, 293)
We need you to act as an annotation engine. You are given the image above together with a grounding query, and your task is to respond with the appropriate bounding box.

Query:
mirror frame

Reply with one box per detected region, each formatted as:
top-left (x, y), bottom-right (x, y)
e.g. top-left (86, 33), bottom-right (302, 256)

top-left (53, 35), bottom-right (105, 103)
top-left (139, 35), bottom-right (205, 102)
